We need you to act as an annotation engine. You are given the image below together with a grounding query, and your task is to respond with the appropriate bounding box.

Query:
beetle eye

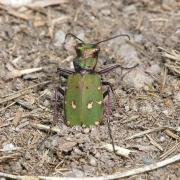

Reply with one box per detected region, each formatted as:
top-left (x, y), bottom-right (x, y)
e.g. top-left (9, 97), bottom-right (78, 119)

top-left (92, 48), bottom-right (99, 55)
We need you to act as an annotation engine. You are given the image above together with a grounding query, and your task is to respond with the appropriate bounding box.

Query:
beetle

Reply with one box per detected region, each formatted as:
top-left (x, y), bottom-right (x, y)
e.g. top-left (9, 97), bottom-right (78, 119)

top-left (54, 33), bottom-right (130, 128)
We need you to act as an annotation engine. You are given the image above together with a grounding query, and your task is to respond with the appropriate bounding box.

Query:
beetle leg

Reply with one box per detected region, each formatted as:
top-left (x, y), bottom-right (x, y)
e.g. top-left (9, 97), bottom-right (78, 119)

top-left (103, 89), bottom-right (109, 98)
top-left (98, 63), bottom-right (139, 74)
top-left (102, 81), bottom-right (120, 108)
top-left (57, 87), bottom-right (65, 96)
top-left (97, 64), bottom-right (120, 74)
top-left (102, 81), bottom-right (117, 101)
top-left (58, 70), bottom-right (69, 79)
top-left (102, 81), bottom-right (115, 94)
top-left (58, 67), bottom-right (74, 78)
top-left (59, 73), bottom-right (69, 79)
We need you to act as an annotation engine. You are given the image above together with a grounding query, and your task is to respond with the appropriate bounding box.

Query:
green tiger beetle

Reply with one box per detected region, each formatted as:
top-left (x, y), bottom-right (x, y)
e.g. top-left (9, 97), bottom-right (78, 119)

top-left (54, 33), bottom-right (130, 152)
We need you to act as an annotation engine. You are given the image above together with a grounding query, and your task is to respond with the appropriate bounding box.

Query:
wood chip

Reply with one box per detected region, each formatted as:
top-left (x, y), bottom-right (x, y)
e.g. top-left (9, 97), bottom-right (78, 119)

top-left (125, 126), bottom-right (180, 140)
top-left (0, 5), bottom-right (31, 20)
top-left (160, 142), bottom-right (180, 160)
top-left (0, 81), bottom-right (50, 105)
top-left (30, 123), bottom-right (61, 134)
top-left (28, 0), bottom-right (68, 8)
top-left (146, 134), bottom-right (163, 151)
top-left (101, 143), bottom-right (133, 158)
top-left (6, 67), bottom-right (43, 79)
top-left (13, 108), bottom-right (23, 127)
top-left (121, 115), bottom-right (139, 124)
top-left (16, 99), bottom-right (34, 110)
top-left (164, 129), bottom-right (180, 141)
top-left (58, 139), bottom-right (77, 153)
top-left (0, 153), bottom-right (21, 163)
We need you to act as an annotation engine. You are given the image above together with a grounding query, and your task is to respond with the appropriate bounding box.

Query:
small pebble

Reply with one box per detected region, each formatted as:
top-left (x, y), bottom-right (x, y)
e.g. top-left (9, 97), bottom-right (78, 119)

top-left (124, 105), bottom-right (130, 112)
top-left (122, 69), bottom-right (153, 90)
top-left (43, 99), bottom-right (50, 107)
top-left (24, 151), bottom-right (31, 160)
top-left (146, 64), bottom-right (161, 75)
top-left (89, 157), bottom-right (97, 166)
top-left (83, 128), bottom-right (90, 134)
top-left (159, 136), bottom-right (166, 142)
top-left (65, 168), bottom-right (85, 177)
top-left (162, 109), bottom-right (170, 116)
top-left (95, 152), bottom-right (100, 158)
top-left (2, 143), bottom-right (17, 151)
top-left (73, 147), bottom-right (82, 155)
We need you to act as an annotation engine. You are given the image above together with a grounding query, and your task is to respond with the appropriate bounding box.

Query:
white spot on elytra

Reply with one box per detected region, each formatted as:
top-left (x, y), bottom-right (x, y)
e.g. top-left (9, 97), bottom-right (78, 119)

top-left (71, 101), bottom-right (76, 109)
top-left (87, 101), bottom-right (93, 109)
top-left (64, 101), bottom-right (67, 104)
top-left (96, 101), bottom-right (102, 105)
top-left (97, 86), bottom-right (101, 90)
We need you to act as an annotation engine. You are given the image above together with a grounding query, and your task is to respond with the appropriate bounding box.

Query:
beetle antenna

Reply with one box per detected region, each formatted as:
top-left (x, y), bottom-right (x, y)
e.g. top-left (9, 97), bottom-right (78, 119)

top-left (95, 34), bottom-right (130, 45)
top-left (65, 33), bottom-right (84, 43)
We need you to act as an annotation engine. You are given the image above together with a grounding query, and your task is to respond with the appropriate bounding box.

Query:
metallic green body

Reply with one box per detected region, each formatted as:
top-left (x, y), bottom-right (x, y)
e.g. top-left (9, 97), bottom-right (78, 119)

top-left (65, 73), bottom-right (103, 126)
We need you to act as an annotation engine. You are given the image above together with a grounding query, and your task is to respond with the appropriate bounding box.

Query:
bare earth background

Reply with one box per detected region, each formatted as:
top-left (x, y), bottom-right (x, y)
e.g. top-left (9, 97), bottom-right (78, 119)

top-left (0, 0), bottom-right (180, 179)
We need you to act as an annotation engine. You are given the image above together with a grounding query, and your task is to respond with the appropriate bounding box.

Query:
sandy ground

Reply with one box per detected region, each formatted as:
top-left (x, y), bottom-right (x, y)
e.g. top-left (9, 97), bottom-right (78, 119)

top-left (0, 0), bottom-right (180, 179)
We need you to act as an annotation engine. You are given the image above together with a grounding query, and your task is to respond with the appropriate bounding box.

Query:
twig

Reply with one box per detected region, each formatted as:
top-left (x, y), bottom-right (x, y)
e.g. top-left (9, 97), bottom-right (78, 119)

top-left (159, 47), bottom-right (180, 76)
top-left (164, 129), bottom-right (180, 141)
top-left (30, 123), bottom-right (61, 134)
top-left (0, 123), bottom-right (11, 128)
top-left (146, 134), bottom-right (163, 151)
top-left (61, 55), bottom-right (74, 64)
top-left (160, 66), bottom-right (167, 93)
top-left (0, 81), bottom-right (50, 105)
top-left (28, 0), bottom-right (68, 8)
top-left (0, 154), bottom-right (179, 179)
top-left (13, 108), bottom-right (23, 126)
top-left (0, 101), bottom-right (16, 112)
top-left (0, 153), bottom-right (21, 163)
top-left (125, 126), bottom-right (180, 140)
top-left (0, 89), bottom-right (31, 105)
top-left (160, 142), bottom-right (180, 160)
top-left (100, 143), bottom-right (134, 158)
top-left (48, 16), bottom-right (70, 38)
top-left (6, 67), bottom-right (43, 79)
top-left (121, 115), bottom-right (139, 124)
top-left (0, 5), bottom-right (31, 20)
top-left (6, 112), bottom-right (42, 122)
top-left (106, 153), bottom-right (180, 179)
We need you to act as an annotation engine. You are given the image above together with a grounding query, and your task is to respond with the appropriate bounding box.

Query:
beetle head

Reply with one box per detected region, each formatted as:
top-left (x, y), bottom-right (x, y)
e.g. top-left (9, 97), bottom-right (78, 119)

top-left (65, 33), bottom-right (130, 71)
top-left (74, 43), bottom-right (100, 71)
top-left (75, 43), bottom-right (100, 59)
